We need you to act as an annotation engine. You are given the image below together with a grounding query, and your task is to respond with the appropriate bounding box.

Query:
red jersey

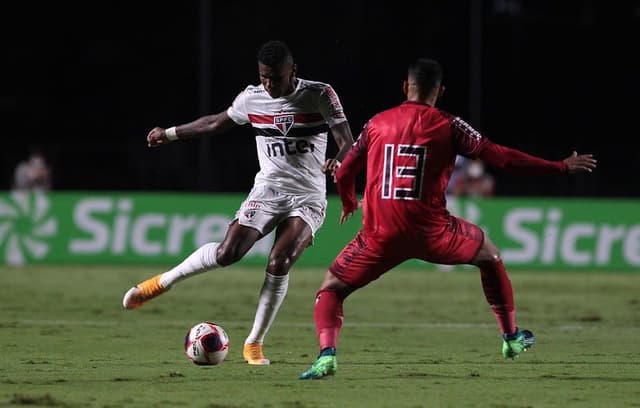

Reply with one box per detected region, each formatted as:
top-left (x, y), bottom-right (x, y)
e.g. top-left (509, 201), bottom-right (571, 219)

top-left (336, 101), bottom-right (568, 239)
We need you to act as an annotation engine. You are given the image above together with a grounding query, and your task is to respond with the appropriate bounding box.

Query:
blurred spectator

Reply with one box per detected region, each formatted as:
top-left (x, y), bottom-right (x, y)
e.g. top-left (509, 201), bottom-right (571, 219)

top-left (450, 159), bottom-right (495, 197)
top-left (12, 148), bottom-right (52, 192)
top-left (447, 155), bottom-right (468, 195)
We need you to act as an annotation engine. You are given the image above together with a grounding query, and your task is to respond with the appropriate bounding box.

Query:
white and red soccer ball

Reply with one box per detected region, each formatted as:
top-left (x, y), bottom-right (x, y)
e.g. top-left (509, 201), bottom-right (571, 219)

top-left (184, 322), bottom-right (229, 365)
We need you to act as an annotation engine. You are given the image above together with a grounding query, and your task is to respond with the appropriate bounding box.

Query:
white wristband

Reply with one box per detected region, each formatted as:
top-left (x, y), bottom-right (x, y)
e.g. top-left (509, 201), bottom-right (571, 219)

top-left (165, 126), bottom-right (178, 141)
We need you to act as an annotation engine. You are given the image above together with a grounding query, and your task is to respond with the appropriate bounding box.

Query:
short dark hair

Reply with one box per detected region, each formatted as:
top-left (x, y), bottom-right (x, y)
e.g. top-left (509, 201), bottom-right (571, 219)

top-left (407, 58), bottom-right (443, 93)
top-left (258, 40), bottom-right (294, 66)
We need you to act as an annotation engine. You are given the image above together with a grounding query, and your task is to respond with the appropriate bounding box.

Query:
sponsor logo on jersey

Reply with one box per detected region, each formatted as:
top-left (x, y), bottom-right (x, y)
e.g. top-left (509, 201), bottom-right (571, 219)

top-left (324, 86), bottom-right (343, 112)
top-left (452, 117), bottom-right (482, 140)
top-left (245, 201), bottom-right (263, 209)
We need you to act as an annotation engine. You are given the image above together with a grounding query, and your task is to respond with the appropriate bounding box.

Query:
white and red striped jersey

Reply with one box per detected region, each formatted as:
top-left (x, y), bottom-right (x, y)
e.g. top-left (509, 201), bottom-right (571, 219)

top-left (226, 78), bottom-right (347, 195)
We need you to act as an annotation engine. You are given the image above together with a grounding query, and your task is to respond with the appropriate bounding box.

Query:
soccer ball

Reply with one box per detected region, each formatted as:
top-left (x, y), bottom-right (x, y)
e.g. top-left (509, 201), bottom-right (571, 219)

top-left (184, 322), bottom-right (230, 365)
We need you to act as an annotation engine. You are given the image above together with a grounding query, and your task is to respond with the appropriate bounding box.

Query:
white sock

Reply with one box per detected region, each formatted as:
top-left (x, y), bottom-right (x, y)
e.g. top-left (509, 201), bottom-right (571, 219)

top-left (159, 242), bottom-right (219, 288)
top-left (244, 272), bottom-right (289, 345)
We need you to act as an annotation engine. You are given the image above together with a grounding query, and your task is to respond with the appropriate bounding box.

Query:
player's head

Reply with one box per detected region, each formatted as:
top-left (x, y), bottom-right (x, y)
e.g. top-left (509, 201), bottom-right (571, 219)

top-left (404, 58), bottom-right (445, 104)
top-left (257, 40), bottom-right (297, 98)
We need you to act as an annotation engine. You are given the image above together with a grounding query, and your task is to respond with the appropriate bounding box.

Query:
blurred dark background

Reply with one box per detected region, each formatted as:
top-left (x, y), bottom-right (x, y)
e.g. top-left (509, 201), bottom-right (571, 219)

top-left (2, 1), bottom-right (638, 196)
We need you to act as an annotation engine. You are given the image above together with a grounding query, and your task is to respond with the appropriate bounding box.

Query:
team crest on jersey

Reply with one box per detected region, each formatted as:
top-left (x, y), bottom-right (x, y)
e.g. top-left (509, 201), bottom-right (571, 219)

top-left (274, 114), bottom-right (294, 136)
top-left (244, 210), bottom-right (256, 219)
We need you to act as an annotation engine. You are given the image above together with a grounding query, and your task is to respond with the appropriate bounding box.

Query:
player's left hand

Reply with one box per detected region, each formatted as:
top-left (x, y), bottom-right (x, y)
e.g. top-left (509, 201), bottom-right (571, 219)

top-left (339, 199), bottom-right (363, 225)
top-left (322, 159), bottom-right (341, 182)
top-left (563, 151), bottom-right (597, 174)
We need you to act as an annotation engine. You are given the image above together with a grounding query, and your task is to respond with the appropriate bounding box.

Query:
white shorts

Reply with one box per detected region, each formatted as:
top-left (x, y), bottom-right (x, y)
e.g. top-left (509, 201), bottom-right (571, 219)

top-left (234, 185), bottom-right (327, 237)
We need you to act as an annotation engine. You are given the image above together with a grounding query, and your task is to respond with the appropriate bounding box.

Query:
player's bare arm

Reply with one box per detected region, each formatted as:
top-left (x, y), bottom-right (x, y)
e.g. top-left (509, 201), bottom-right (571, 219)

top-left (146, 111), bottom-right (238, 148)
top-left (563, 151), bottom-right (597, 173)
top-left (322, 121), bottom-right (355, 177)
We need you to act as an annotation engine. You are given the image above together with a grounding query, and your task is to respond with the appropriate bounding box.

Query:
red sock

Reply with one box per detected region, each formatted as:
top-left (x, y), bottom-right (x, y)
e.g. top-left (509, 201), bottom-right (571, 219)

top-left (314, 289), bottom-right (344, 350)
top-left (479, 259), bottom-right (516, 335)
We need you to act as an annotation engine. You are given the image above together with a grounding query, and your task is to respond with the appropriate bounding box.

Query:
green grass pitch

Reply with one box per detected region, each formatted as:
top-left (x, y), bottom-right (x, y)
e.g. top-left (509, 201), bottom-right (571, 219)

top-left (1, 265), bottom-right (639, 407)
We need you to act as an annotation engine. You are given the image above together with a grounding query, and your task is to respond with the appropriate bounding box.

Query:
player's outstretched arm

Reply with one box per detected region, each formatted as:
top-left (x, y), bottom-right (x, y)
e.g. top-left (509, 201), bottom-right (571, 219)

top-left (478, 140), bottom-right (597, 176)
top-left (562, 151), bottom-right (597, 174)
top-left (146, 111), bottom-right (237, 148)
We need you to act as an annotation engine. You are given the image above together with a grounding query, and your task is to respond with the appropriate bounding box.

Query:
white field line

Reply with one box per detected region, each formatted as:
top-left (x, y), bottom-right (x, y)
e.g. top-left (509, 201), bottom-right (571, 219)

top-left (4, 319), bottom-right (587, 331)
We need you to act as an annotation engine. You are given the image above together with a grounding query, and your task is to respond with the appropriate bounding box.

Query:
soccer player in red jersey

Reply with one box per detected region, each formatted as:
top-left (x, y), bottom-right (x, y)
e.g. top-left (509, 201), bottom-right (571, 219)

top-left (300, 57), bottom-right (597, 379)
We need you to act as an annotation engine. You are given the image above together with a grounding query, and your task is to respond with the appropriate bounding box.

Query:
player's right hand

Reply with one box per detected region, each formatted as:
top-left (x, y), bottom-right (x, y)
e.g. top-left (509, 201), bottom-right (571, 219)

top-left (147, 127), bottom-right (171, 148)
top-left (563, 151), bottom-right (597, 174)
top-left (322, 159), bottom-right (341, 182)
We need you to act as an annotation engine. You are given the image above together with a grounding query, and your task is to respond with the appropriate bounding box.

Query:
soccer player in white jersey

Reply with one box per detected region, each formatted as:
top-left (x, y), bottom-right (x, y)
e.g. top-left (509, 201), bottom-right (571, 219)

top-left (122, 40), bottom-right (355, 365)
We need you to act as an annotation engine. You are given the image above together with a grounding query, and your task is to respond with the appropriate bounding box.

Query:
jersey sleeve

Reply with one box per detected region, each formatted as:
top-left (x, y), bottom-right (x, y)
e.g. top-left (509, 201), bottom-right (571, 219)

top-left (451, 116), bottom-right (568, 175)
top-left (336, 124), bottom-right (368, 213)
top-left (318, 84), bottom-right (348, 128)
top-left (451, 116), bottom-right (487, 158)
top-left (226, 87), bottom-right (251, 125)
top-left (478, 141), bottom-right (568, 175)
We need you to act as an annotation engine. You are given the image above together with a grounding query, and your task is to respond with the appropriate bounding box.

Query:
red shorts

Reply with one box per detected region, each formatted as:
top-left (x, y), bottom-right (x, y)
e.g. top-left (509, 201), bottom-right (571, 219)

top-left (329, 216), bottom-right (484, 288)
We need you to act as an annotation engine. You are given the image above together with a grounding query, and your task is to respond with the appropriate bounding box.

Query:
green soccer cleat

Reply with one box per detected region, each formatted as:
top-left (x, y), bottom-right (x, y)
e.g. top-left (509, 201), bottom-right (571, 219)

top-left (299, 355), bottom-right (337, 380)
top-left (502, 329), bottom-right (535, 359)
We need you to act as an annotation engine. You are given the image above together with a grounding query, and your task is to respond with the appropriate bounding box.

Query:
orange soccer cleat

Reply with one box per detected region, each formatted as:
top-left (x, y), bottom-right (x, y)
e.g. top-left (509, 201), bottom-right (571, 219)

top-left (122, 274), bottom-right (169, 309)
top-left (243, 342), bottom-right (271, 365)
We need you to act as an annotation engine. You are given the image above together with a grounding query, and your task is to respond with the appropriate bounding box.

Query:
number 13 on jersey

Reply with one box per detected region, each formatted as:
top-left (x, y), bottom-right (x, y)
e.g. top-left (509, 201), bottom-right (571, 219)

top-left (382, 144), bottom-right (427, 200)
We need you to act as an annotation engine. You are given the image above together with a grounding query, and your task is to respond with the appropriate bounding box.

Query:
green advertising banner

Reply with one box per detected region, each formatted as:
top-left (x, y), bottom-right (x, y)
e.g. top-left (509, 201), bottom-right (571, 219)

top-left (0, 191), bottom-right (639, 270)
